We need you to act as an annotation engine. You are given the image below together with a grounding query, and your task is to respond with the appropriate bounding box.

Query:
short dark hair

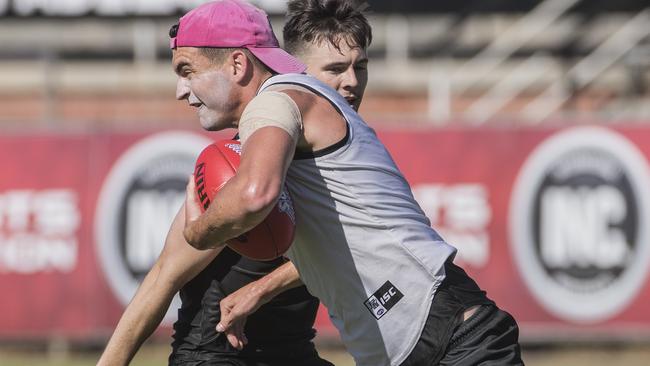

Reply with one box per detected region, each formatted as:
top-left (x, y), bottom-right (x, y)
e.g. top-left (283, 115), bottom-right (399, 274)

top-left (199, 47), bottom-right (272, 74)
top-left (283, 0), bottom-right (372, 55)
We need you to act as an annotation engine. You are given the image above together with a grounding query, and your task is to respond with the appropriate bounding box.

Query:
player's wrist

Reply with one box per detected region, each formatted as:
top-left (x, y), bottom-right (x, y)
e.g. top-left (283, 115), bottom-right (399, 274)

top-left (251, 276), bottom-right (276, 303)
top-left (259, 269), bottom-right (296, 301)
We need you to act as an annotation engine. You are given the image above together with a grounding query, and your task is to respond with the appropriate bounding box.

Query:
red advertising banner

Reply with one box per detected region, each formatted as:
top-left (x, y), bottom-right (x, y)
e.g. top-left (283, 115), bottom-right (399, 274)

top-left (380, 126), bottom-right (650, 341)
top-left (0, 131), bottom-right (228, 340)
top-left (1, 125), bottom-right (649, 342)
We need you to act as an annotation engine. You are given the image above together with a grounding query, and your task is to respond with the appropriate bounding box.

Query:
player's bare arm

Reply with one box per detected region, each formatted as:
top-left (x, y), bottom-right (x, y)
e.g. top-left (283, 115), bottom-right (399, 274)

top-left (215, 260), bottom-right (302, 348)
top-left (97, 205), bottom-right (221, 366)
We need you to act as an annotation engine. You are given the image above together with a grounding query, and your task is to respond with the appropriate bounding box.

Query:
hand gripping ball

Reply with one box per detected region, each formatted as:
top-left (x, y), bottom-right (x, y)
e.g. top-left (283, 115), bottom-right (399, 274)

top-left (193, 140), bottom-right (295, 260)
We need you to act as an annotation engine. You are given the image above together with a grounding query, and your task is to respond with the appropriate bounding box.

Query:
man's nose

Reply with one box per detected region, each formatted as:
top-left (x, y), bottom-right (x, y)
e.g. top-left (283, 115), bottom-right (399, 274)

top-left (176, 78), bottom-right (190, 100)
top-left (341, 67), bottom-right (358, 90)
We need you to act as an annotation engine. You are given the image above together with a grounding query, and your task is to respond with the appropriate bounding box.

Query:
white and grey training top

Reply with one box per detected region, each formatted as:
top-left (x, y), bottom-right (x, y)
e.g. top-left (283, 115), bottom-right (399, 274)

top-left (258, 74), bottom-right (457, 366)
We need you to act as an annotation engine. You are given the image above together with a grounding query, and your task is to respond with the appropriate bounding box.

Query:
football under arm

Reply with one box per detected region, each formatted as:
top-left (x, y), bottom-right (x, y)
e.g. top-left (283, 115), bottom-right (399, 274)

top-left (184, 91), bottom-right (301, 250)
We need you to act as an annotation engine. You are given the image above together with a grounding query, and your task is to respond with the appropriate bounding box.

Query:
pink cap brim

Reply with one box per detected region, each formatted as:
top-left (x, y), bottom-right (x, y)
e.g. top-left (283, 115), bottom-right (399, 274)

top-left (247, 46), bottom-right (306, 74)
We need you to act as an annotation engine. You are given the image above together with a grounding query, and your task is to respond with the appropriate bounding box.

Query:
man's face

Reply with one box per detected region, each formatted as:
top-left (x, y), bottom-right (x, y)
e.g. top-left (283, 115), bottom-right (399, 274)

top-left (172, 47), bottom-right (238, 131)
top-left (299, 39), bottom-right (368, 111)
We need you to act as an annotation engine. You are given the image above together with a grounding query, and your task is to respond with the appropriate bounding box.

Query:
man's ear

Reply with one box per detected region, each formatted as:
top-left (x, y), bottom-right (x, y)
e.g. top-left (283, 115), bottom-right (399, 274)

top-left (229, 50), bottom-right (250, 82)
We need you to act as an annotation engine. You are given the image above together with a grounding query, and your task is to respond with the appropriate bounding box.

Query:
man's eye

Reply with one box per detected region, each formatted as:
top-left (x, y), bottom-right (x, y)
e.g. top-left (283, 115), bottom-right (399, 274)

top-left (326, 66), bottom-right (346, 74)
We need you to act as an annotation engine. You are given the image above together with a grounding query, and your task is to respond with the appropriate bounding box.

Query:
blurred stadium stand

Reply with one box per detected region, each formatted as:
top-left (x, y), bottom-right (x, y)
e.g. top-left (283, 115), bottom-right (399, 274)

top-left (0, 0), bottom-right (648, 127)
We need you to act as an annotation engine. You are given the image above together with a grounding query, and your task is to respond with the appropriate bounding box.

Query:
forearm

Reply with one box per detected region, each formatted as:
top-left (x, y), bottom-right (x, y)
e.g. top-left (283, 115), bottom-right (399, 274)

top-left (252, 261), bottom-right (303, 303)
top-left (216, 260), bottom-right (304, 338)
top-left (97, 264), bottom-right (175, 366)
top-left (186, 174), bottom-right (275, 250)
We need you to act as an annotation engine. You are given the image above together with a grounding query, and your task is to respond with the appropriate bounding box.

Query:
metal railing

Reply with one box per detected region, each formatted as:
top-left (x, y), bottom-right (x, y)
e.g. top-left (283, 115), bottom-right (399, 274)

top-left (427, 0), bottom-right (650, 124)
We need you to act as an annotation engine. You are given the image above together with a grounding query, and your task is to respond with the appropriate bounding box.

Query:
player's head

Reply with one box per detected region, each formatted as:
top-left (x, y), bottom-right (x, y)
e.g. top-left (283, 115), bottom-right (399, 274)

top-left (283, 0), bottom-right (372, 111)
top-left (170, 0), bottom-right (306, 130)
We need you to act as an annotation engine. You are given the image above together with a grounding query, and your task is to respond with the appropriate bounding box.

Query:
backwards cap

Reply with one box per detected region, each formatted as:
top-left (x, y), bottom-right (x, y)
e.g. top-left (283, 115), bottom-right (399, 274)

top-left (170, 0), bottom-right (306, 74)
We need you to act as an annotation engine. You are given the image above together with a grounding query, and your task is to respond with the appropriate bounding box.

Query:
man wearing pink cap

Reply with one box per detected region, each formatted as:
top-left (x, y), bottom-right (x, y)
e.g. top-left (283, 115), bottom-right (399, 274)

top-left (97, 1), bottom-right (376, 366)
top-left (173, 0), bottom-right (522, 365)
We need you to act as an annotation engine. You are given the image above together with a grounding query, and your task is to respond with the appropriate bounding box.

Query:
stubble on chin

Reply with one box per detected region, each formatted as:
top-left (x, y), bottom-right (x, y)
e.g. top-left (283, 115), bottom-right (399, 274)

top-left (197, 107), bottom-right (220, 131)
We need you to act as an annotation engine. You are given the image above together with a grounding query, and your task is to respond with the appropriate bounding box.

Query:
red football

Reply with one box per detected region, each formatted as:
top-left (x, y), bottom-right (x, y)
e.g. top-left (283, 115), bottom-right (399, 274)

top-left (193, 140), bottom-right (295, 260)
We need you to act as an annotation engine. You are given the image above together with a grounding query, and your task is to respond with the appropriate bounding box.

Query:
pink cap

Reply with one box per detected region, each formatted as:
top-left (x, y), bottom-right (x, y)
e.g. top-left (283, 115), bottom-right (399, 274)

top-left (170, 0), bottom-right (306, 74)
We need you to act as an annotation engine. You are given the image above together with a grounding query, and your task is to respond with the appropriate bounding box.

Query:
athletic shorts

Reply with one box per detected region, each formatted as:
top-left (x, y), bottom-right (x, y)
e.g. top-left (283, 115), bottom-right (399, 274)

top-left (400, 260), bottom-right (523, 365)
top-left (438, 304), bottom-right (523, 365)
top-left (400, 303), bottom-right (522, 366)
top-left (168, 343), bottom-right (334, 366)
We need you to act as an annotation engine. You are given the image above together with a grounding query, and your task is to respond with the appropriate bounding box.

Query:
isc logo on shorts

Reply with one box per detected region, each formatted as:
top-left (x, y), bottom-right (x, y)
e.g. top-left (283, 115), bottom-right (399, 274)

top-left (364, 281), bottom-right (404, 319)
top-left (509, 127), bottom-right (650, 323)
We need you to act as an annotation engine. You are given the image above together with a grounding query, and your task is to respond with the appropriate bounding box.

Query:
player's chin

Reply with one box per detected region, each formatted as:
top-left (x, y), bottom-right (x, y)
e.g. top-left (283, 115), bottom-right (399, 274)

top-left (198, 114), bottom-right (223, 131)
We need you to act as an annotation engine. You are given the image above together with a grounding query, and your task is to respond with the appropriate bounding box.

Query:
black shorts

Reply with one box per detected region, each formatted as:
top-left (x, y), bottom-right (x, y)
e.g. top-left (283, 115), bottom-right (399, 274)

top-left (169, 355), bottom-right (333, 366)
top-left (400, 261), bottom-right (523, 365)
top-left (438, 304), bottom-right (523, 365)
top-left (168, 343), bottom-right (334, 366)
